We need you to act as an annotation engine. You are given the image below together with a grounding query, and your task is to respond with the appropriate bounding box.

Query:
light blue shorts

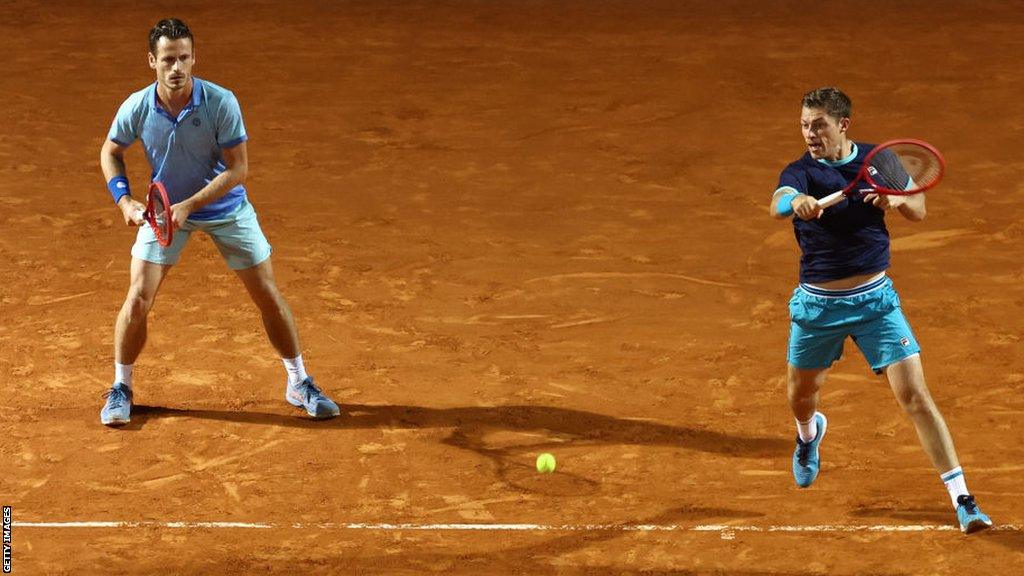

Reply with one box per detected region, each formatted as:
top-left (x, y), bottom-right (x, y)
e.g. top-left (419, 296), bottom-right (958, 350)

top-left (131, 198), bottom-right (272, 270)
top-left (787, 276), bottom-right (921, 373)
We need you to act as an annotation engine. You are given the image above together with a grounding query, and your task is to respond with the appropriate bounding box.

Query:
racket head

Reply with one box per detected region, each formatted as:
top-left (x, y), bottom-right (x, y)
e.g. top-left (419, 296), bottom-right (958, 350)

top-left (145, 182), bottom-right (173, 248)
top-left (861, 139), bottom-right (945, 196)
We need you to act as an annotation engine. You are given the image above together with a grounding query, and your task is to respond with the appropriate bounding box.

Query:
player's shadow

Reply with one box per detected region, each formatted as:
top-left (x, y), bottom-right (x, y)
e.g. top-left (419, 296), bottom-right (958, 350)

top-left (850, 505), bottom-right (1021, 551)
top-left (131, 402), bottom-right (787, 495)
top-left (849, 505), bottom-right (951, 524)
top-left (130, 402), bottom-right (787, 458)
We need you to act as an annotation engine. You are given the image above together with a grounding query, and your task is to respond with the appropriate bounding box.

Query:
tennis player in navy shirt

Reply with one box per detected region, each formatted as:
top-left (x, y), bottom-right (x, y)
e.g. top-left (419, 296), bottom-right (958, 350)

top-left (770, 87), bottom-right (991, 533)
top-left (99, 19), bottom-right (340, 425)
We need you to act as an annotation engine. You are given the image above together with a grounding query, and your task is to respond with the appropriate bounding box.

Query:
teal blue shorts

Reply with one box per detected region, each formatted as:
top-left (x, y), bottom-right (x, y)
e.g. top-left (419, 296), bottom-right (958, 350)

top-left (787, 276), bottom-right (920, 373)
top-left (131, 198), bottom-right (272, 270)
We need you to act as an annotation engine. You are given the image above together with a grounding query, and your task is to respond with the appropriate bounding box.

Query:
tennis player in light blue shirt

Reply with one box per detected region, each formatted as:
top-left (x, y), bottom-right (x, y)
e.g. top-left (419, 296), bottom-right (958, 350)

top-left (98, 18), bottom-right (340, 426)
top-left (108, 76), bottom-right (249, 220)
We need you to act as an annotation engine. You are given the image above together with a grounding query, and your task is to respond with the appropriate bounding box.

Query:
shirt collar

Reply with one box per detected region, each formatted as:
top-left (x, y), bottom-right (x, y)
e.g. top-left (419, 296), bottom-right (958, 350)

top-left (816, 142), bottom-right (858, 167)
top-left (150, 77), bottom-right (204, 111)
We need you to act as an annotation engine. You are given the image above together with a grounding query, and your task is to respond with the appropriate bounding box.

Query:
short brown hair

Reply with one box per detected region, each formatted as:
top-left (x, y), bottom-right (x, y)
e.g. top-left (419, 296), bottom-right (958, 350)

top-left (802, 87), bottom-right (851, 121)
top-left (149, 18), bottom-right (193, 54)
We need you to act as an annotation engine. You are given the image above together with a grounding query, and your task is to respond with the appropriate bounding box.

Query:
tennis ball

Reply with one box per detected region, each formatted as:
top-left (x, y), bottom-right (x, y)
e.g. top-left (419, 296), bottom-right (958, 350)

top-left (536, 453), bottom-right (556, 473)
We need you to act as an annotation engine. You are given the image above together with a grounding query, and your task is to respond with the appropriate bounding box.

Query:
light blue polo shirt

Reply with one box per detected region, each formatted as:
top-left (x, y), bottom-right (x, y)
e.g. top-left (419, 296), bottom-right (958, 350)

top-left (107, 77), bottom-right (248, 221)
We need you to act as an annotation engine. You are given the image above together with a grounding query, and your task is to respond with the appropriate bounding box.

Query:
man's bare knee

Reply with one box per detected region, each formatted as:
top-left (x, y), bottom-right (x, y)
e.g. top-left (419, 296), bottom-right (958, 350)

top-left (788, 367), bottom-right (824, 398)
top-left (251, 283), bottom-right (288, 313)
top-left (896, 386), bottom-right (933, 417)
top-left (122, 287), bottom-right (156, 323)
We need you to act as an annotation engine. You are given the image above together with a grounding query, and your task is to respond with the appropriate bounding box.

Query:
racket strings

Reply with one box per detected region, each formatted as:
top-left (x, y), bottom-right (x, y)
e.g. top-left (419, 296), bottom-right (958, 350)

top-left (148, 185), bottom-right (172, 245)
top-left (869, 143), bottom-right (942, 192)
top-left (151, 195), bottom-right (168, 227)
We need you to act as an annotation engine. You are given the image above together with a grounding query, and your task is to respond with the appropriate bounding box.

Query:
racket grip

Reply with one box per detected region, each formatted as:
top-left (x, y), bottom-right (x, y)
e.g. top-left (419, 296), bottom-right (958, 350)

top-left (817, 191), bottom-right (846, 210)
top-left (132, 209), bottom-right (145, 222)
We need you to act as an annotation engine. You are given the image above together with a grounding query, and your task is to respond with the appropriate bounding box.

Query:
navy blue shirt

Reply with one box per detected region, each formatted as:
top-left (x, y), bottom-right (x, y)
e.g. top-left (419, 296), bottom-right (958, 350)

top-left (776, 142), bottom-right (890, 283)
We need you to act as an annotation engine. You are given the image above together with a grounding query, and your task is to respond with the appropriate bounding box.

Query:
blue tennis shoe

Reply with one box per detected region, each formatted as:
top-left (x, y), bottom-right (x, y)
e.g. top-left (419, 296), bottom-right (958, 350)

top-left (286, 377), bottom-right (340, 419)
top-left (792, 411), bottom-right (827, 487)
top-left (956, 494), bottom-right (992, 534)
top-left (100, 382), bottom-right (133, 426)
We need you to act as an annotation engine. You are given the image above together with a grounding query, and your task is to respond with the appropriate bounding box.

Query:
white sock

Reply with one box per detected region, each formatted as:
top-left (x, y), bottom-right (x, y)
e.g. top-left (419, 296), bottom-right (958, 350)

top-left (796, 415), bottom-right (817, 443)
top-left (941, 466), bottom-right (969, 508)
top-left (114, 362), bottom-right (133, 388)
top-left (283, 355), bottom-right (308, 386)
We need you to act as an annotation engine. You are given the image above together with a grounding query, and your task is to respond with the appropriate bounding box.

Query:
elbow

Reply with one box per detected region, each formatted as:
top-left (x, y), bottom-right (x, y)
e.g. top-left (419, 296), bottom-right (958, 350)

top-left (99, 142), bottom-right (114, 163)
top-left (100, 140), bottom-right (124, 165)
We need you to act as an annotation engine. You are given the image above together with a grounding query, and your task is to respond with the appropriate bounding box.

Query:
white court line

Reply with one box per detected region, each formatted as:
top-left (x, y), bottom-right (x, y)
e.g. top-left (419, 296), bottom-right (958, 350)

top-left (11, 521), bottom-right (1020, 533)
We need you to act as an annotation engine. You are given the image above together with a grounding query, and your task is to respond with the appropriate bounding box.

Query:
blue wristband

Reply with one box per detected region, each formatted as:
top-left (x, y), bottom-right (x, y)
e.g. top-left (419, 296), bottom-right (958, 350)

top-left (107, 176), bottom-right (131, 203)
top-left (776, 192), bottom-right (797, 217)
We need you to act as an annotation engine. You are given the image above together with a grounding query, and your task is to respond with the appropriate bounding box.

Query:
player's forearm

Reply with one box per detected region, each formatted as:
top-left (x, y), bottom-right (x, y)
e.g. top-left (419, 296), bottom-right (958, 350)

top-left (181, 166), bottom-right (247, 212)
top-left (897, 193), bottom-right (926, 222)
top-left (771, 189), bottom-right (816, 220)
top-left (100, 143), bottom-right (136, 211)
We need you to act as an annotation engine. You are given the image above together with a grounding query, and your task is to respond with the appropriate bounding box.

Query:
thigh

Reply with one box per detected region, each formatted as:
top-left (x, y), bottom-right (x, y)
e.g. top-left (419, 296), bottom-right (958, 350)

top-left (203, 200), bottom-right (273, 270)
top-left (788, 291), bottom-right (847, 370)
top-left (130, 222), bottom-right (192, 266)
top-left (788, 321), bottom-right (847, 370)
top-left (234, 257), bottom-right (284, 309)
top-left (882, 352), bottom-right (928, 405)
top-left (126, 256), bottom-right (173, 301)
top-left (850, 291), bottom-right (921, 373)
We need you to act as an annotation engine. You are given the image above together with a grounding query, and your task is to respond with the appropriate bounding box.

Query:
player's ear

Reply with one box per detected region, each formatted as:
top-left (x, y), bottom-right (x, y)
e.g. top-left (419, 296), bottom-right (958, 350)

top-left (148, 51), bottom-right (157, 70)
top-left (838, 117), bottom-right (851, 133)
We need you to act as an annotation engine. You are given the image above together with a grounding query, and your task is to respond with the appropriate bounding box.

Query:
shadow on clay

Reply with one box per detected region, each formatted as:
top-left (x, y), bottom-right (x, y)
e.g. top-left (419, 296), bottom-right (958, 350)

top-left (127, 402), bottom-right (787, 496)
top-left (129, 402), bottom-right (788, 457)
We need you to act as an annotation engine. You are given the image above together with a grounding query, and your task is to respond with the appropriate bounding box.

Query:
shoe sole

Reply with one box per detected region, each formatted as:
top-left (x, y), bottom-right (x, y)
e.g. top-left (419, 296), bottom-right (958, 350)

top-left (101, 416), bottom-right (130, 426)
top-left (963, 519), bottom-right (993, 535)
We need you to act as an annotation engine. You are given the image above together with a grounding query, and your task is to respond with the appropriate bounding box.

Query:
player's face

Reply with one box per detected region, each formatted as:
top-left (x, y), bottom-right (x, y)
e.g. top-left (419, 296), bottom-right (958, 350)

top-left (148, 37), bottom-right (195, 92)
top-left (800, 107), bottom-right (850, 161)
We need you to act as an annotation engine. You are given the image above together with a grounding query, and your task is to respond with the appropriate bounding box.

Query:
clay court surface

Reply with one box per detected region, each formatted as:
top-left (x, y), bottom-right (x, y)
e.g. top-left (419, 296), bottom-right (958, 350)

top-left (2, 1), bottom-right (1023, 574)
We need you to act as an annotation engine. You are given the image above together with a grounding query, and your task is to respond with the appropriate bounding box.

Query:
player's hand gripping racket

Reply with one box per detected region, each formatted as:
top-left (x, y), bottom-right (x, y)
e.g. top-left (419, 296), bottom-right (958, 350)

top-left (132, 182), bottom-right (173, 247)
top-left (779, 139), bottom-right (945, 216)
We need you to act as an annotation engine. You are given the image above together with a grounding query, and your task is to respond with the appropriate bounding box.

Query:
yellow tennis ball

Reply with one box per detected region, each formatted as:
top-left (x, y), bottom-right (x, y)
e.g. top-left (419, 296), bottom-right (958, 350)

top-left (536, 453), bottom-right (556, 473)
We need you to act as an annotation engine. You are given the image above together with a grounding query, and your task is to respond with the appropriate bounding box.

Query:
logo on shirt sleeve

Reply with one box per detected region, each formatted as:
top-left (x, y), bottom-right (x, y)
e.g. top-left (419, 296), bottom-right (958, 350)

top-left (192, 118), bottom-right (202, 127)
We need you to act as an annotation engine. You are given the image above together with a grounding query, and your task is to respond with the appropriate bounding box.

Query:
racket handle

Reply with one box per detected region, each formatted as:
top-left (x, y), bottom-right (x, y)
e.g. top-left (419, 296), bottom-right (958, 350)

top-left (132, 209), bottom-right (145, 222)
top-left (817, 191), bottom-right (846, 210)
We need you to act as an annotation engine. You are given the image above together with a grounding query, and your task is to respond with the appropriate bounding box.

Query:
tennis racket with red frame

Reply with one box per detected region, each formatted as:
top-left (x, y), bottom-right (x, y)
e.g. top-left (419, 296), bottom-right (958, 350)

top-left (779, 139), bottom-right (945, 215)
top-left (133, 182), bottom-right (173, 247)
